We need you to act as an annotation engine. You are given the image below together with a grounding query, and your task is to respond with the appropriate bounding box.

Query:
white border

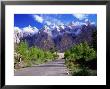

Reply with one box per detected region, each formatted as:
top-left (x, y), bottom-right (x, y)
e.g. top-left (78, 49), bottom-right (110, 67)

top-left (5, 5), bottom-right (106, 85)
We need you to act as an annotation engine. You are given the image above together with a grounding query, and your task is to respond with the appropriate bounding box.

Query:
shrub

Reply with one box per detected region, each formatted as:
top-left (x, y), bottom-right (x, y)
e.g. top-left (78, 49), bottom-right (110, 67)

top-left (64, 41), bottom-right (97, 76)
top-left (64, 41), bottom-right (96, 62)
top-left (71, 65), bottom-right (97, 76)
top-left (14, 41), bottom-right (58, 68)
top-left (71, 66), bottom-right (90, 76)
top-left (92, 30), bottom-right (97, 51)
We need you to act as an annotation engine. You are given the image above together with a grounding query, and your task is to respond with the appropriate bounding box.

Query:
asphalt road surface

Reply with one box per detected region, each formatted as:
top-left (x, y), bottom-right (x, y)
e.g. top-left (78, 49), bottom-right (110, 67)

top-left (14, 58), bottom-right (70, 76)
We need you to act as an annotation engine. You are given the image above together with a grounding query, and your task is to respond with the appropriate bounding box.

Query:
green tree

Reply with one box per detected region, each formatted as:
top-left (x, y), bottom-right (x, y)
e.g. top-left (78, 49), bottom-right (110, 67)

top-left (14, 41), bottom-right (58, 68)
top-left (64, 41), bottom-right (96, 62)
top-left (92, 30), bottom-right (97, 51)
top-left (64, 41), bottom-right (97, 76)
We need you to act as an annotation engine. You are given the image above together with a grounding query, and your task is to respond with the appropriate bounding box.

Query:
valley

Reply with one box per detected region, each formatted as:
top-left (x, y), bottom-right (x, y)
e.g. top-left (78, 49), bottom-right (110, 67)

top-left (14, 20), bottom-right (97, 76)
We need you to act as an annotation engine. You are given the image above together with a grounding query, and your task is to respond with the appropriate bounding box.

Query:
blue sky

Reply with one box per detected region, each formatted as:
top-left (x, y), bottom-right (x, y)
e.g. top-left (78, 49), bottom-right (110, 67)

top-left (14, 14), bottom-right (97, 29)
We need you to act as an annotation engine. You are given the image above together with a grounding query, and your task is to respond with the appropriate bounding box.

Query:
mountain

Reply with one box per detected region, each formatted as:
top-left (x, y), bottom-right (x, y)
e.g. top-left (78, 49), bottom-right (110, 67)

top-left (14, 25), bottom-right (39, 44)
top-left (33, 31), bottom-right (55, 51)
top-left (54, 33), bottom-right (76, 52)
top-left (14, 27), bottom-right (23, 44)
top-left (14, 22), bottom-right (96, 52)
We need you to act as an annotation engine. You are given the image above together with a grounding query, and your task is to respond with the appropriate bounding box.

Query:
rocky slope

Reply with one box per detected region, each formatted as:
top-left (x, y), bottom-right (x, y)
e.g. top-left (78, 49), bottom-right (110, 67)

top-left (14, 22), bottom-right (96, 52)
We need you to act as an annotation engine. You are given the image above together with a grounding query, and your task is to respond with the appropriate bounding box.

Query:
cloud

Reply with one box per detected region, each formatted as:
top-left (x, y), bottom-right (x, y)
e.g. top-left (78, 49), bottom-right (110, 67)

top-left (45, 21), bottom-right (51, 25)
top-left (33, 15), bottom-right (44, 23)
top-left (91, 22), bottom-right (96, 25)
top-left (85, 19), bottom-right (89, 22)
top-left (51, 17), bottom-right (63, 26)
top-left (73, 14), bottom-right (88, 20)
top-left (33, 14), bottom-right (63, 26)
top-left (41, 14), bottom-right (63, 26)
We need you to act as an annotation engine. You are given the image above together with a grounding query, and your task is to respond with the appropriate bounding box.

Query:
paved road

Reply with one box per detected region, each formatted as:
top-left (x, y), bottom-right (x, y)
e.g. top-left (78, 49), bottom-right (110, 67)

top-left (14, 59), bottom-right (70, 76)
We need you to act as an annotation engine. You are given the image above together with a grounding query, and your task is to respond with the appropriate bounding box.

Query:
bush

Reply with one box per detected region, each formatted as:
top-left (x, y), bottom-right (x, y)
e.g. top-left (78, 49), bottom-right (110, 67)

top-left (92, 30), bottom-right (97, 51)
top-left (71, 66), bottom-right (90, 76)
top-left (64, 41), bottom-right (96, 62)
top-left (71, 65), bottom-right (97, 76)
top-left (16, 41), bottom-right (29, 60)
top-left (14, 41), bottom-right (58, 68)
top-left (64, 41), bottom-right (97, 76)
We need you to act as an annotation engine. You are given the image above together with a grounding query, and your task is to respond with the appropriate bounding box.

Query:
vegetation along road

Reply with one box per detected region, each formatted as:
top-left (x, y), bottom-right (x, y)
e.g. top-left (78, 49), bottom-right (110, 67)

top-left (14, 53), bottom-right (70, 76)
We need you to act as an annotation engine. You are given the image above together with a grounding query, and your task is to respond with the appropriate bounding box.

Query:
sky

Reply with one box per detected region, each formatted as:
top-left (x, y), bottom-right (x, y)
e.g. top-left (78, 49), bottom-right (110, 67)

top-left (14, 14), bottom-right (97, 31)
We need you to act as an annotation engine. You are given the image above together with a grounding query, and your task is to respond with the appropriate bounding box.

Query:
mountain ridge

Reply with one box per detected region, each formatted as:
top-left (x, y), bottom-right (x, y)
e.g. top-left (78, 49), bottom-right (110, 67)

top-left (14, 22), bottom-right (96, 52)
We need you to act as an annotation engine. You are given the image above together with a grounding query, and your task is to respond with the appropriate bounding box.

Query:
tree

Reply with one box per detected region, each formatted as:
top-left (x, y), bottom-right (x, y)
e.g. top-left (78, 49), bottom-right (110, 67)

top-left (92, 30), bottom-right (97, 51)
top-left (64, 41), bottom-right (96, 62)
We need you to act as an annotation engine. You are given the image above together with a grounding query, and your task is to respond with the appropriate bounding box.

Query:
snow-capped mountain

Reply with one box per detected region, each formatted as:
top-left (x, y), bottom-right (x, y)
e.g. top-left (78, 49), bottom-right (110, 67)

top-left (14, 25), bottom-right (39, 43)
top-left (41, 22), bottom-right (83, 37)
top-left (14, 27), bottom-right (23, 43)
top-left (14, 21), bottom-right (96, 52)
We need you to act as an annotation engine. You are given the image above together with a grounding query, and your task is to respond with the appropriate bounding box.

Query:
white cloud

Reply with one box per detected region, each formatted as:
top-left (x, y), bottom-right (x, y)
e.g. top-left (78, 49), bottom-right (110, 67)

top-left (73, 14), bottom-right (88, 20)
top-left (52, 18), bottom-right (63, 26)
top-left (45, 21), bottom-right (51, 25)
top-left (42, 15), bottom-right (63, 26)
top-left (91, 22), bottom-right (96, 25)
top-left (33, 15), bottom-right (44, 23)
top-left (85, 19), bottom-right (89, 22)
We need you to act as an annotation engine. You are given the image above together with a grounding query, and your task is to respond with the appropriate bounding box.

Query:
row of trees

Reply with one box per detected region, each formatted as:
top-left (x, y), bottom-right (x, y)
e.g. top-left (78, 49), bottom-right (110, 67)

top-left (14, 41), bottom-right (58, 69)
top-left (64, 41), bottom-right (97, 76)
top-left (64, 30), bottom-right (97, 76)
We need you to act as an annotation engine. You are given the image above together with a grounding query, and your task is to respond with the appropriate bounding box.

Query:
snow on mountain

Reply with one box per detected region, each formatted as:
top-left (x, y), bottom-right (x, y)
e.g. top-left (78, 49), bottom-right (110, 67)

top-left (14, 27), bottom-right (22, 33)
top-left (14, 25), bottom-right (39, 43)
top-left (14, 21), bottom-right (96, 44)
top-left (14, 27), bottom-right (23, 43)
top-left (43, 25), bottom-right (52, 36)
top-left (55, 25), bottom-right (60, 32)
top-left (49, 24), bottom-right (60, 32)
top-left (33, 27), bottom-right (39, 33)
top-left (41, 21), bottom-right (86, 37)
top-left (23, 25), bottom-right (39, 34)
top-left (59, 24), bottom-right (65, 30)
top-left (14, 21), bottom-right (96, 52)
top-left (23, 25), bottom-right (34, 33)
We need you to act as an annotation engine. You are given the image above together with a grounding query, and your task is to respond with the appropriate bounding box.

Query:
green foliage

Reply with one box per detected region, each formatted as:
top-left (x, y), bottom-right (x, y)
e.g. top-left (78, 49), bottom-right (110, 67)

top-left (16, 41), bottom-right (29, 60)
top-left (64, 41), bottom-right (97, 76)
top-left (92, 30), bottom-right (97, 51)
top-left (64, 41), bottom-right (96, 62)
top-left (71, 64), bottom-right (97, 76)
top-left (14, 41), bottom-right (58, 68)
top-left (71, 66), bottom-right (90, 76)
